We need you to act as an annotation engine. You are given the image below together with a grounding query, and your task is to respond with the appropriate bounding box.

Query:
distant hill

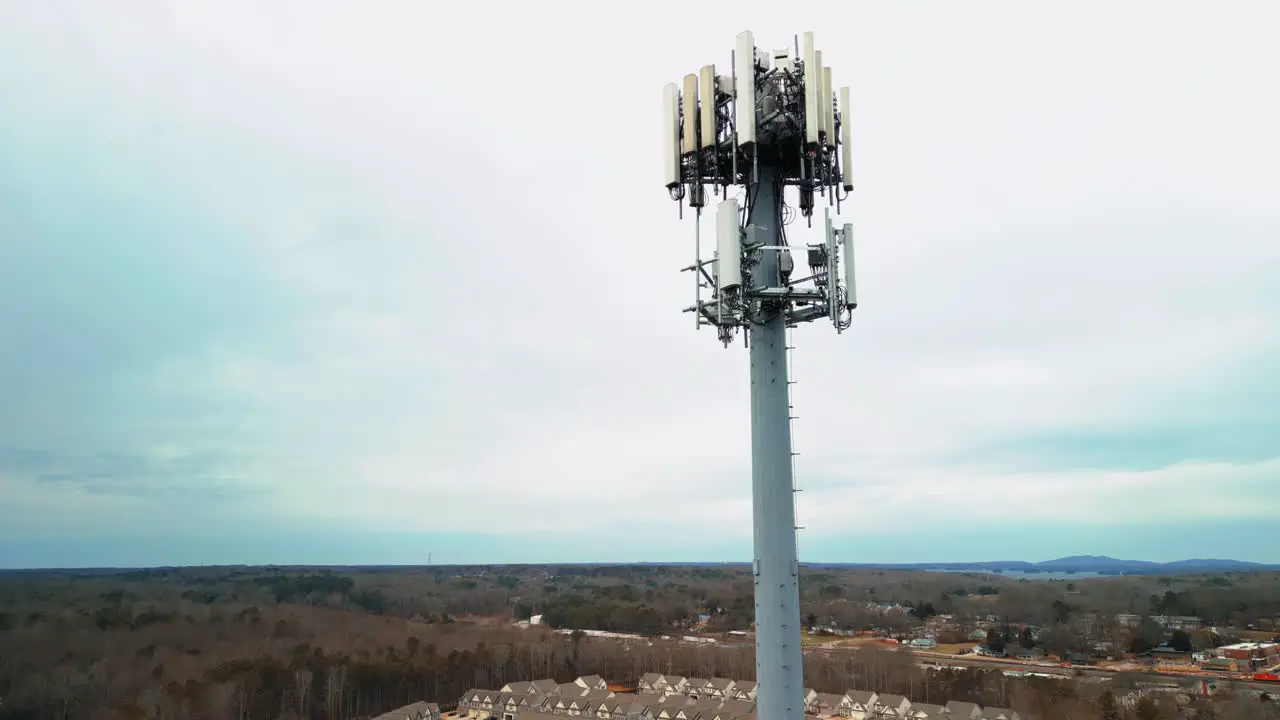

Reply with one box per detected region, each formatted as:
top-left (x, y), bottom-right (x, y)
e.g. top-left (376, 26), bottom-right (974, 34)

top-left (803, 555), bottom-right (1280, 575)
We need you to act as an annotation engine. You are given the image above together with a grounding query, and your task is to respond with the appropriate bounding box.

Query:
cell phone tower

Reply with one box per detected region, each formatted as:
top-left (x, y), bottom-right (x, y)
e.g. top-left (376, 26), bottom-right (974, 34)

top-left (662, 31), bottom-right (857, 720)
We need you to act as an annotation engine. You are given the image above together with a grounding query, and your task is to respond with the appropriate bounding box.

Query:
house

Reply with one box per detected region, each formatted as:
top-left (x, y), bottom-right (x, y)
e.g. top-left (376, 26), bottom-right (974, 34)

top-left (685, 679), bottom-right (711, 698)
top-left (520, 695), bottom-right (553, 713)
top-left (638, 674), bottom-right (664, 692)
top-left (570, 696), bottom-right (603, 716)
top-left (980, 709), bottom-right (1019, 720)
top-left (946, 701), bottom-right (983, 720)
top-left (706, 678), bottom-right (736, 699)
top-left (560, 684), bottom-right (592, 698)
top-left (811, 693), bottom-right (846, 716)
top-left (374, 701), bottom-right (441, 720)
top-left (664, 677), bottom-right (690, 692)
top-left (505, 682), bottom-right (535, 695)
top-left (872, 693), bottom-right (911, 718)
top-left (532, 680), bottom-right (561, 695)
top-left (901, 704), bottom-right (946, 719)
top-left (1115, 613), bottom-right (1142, 629)
top-left (656, 700), bottom-right (694, 720)
top-left (670, 705), bottom-right (703, 720)
top-left (1153, 615), bottom-right (1202, 631)
top-left (844, 691), bottom-right (879, 720)
top-left (1149, 647), bottom-right (1193, 664)
top-left (731, 682), bottom-right (758, 701)
top-left (801, 689), bottom-right (818, 708)
top-left (614, 701), bottom-right (657, 720)
top-left (577, 676), bottom-right (609, 691)
top-left (609, 701), bottom-right (647, 720)
top-left (1201, 657), bottom-right (1242, 672)
top-left (460, 690), bottom-right (502, 713)
top-left (714, 700), bottom-right (755, 720)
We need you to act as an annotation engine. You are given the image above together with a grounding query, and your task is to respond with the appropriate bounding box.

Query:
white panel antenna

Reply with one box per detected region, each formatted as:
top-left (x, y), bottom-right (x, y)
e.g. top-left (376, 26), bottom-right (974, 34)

top-left (734, 31), bottom-right (757, 147)
top-left (839, 86), bottom-right (853, 191)
top-left (843, 222), bottom-right (857, 309)
top-left (803, 32), bottom-right (818, 145)
top-left (681, 74), bottom-right (699, 155)
top-left (699, 66), bottom-right (717, 149)
top-left (822, 66), bottom-right (834, 147)
top-left (755, 47), bottom-right (771, 70)
top-left (773, 48), bottom-right (792, 73)
top-left (663, 83), bottom-right (680, 188)
top-left (813, 50), bottom-right (825, 139)
top-left (715, 198), bottom-right (742, 290)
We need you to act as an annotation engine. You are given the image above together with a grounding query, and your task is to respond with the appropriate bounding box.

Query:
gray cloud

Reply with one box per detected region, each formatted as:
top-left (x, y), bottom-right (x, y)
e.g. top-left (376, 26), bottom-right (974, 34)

top-left (0, 0), bottom-right (1277, 563)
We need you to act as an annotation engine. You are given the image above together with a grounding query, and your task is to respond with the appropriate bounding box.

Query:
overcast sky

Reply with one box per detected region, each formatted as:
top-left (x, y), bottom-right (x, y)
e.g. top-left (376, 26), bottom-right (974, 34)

top-left (2, 1), bottom-right (1277, 568)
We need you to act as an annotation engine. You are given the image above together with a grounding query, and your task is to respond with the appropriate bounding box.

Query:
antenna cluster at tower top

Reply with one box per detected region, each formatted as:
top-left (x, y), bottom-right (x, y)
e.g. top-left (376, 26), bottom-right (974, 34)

top-left (662, 31), bottom-right (859, 347)
top-left (662, 31), bottom-right (853, 219)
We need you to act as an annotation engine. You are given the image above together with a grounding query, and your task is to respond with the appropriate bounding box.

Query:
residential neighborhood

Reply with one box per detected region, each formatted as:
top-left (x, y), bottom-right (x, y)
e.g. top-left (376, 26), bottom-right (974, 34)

top-left (443, 674), bottom-right (1022, 720)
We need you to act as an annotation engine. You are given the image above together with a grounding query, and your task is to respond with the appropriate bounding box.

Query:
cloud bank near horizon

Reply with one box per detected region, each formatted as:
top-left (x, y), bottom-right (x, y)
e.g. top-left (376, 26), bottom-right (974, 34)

top-left (1, 1), bottom-right (1277, 568)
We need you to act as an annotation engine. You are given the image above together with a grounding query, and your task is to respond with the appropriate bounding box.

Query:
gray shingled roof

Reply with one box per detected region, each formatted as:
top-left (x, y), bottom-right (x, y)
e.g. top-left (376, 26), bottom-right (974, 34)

top-left (845, 690), bottom-right (877, 705)
top-left (530, 679), bottom-right (559, 693)
top-left (946, 701), bottom-right (982, 718)
top-left (877, 693), bottom-right (909, 708)
top-left (372, 701), bottom-right (439, 720)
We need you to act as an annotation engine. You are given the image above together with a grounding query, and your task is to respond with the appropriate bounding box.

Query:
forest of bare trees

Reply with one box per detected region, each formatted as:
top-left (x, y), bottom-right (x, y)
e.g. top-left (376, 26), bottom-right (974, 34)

top-left (1, 565), bottom-right (1277, 719)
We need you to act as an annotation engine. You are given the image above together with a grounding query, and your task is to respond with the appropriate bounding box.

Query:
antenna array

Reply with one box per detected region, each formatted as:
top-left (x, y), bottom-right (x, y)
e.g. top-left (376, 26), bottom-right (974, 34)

top-left (664, 31), bottom-right (858, 347)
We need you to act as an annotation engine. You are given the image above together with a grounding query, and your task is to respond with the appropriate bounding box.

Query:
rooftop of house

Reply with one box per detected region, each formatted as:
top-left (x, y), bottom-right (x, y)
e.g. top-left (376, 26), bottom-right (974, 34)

top-left (813, 693), bottom-right (846, 708)
top-left (845, 690), bottom-right (877, 704)
top-left (372, 701), bottom-right (440, 720)
top-left (460, 678), bottom-right (1006, 720)
top-left (876, 693), bottom-right (909, 707)
top-left (1220, 642), bottom-right (1278, 651)
top-left (530, 680), bottom-right (559, 693)
top-left (558, 683), bottom-right (590, 697)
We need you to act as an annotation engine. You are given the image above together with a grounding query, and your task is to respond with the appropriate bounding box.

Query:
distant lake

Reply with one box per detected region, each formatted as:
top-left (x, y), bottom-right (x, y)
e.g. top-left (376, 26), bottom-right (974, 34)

top-left (925, 569), bottom-right (1106, 581)
top-left (998, 571), bottom-right (1104, 581)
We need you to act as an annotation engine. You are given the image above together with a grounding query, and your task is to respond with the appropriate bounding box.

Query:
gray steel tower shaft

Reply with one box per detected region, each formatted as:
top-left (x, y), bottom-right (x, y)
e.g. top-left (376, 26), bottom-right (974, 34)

top-left (747, 164), bottom-right (805, 720)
